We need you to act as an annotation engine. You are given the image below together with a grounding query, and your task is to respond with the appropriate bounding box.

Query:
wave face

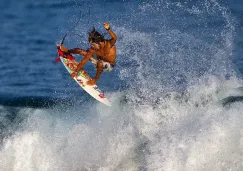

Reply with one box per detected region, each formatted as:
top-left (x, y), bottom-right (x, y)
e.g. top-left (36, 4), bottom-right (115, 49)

top-left (1, 77), bottom-right (243, 171)
top-left (1, 0), bottom-right (243, 170)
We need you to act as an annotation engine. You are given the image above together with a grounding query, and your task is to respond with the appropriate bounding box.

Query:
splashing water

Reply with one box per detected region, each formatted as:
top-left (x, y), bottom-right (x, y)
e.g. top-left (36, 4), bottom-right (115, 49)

top-left (1, 0), bottom-right (243, 171)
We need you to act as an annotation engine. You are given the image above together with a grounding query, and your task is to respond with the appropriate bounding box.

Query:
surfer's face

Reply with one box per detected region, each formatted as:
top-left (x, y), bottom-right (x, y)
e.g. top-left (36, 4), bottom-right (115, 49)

top-left (90, 41), bottom-right (101, 50)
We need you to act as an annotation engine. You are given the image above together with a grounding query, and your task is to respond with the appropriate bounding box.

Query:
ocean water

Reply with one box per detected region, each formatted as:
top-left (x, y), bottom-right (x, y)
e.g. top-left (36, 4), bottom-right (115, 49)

top-left (1, 0), bottom-right (243, 170)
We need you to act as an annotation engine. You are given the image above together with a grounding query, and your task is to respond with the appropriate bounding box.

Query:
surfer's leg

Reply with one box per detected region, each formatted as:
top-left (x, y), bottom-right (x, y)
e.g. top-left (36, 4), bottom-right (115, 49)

top-left (87, 61), bottom-right (103, 85)
top-left (90, 54), bottom-right (98, 65)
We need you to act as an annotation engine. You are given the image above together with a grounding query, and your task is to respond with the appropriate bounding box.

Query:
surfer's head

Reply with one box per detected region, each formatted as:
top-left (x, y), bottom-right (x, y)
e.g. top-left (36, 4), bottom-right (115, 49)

top-left (88, 27), bottom-right (105, 46)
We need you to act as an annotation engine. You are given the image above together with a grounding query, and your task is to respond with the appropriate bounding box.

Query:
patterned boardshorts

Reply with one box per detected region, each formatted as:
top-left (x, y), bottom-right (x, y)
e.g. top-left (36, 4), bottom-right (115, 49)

top-left (90, 54), bottom-right (114, 72)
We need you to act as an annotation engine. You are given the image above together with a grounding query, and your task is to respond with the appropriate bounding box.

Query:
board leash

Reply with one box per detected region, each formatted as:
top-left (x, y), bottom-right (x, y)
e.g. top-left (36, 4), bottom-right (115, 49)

top-left (61, 10), bottom-right (82, 45)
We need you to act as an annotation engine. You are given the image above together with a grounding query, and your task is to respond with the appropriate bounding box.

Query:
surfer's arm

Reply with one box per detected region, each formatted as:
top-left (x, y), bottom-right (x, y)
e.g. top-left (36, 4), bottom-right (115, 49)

top-left (74, 49), bottom-right (94, 73)
top-left (68, 48), bottom-right (87, 56)
top-left (59, 46), bottom-right (87, 56)
top-left (104, 22), bottom-right (117, 46)
top-left (107, 29), bottom-right (117, 46)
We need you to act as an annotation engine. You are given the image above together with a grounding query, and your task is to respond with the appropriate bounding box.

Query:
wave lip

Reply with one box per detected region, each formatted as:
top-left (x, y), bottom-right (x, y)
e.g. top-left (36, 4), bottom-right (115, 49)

top-left (0, 96), bottom-right (73, 109)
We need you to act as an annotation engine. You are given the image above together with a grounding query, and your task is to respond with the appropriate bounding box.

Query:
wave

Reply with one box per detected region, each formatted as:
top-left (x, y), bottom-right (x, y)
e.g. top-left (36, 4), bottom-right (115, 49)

top-left (0, 96), bottom-right (73, 109)
top-left (1, 0), bottom-right (243, 170)
top-left (0, 76), bottom-right (243, 171)
top-left (221, 95), bottom-right (243, 106)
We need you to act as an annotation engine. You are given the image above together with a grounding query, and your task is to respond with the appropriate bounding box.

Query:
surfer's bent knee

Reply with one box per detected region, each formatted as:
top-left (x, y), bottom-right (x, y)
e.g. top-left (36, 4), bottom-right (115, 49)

top-left (96, 61), bottom-right (103, 71)
top-left (97, 61), bottom-right (103, 67)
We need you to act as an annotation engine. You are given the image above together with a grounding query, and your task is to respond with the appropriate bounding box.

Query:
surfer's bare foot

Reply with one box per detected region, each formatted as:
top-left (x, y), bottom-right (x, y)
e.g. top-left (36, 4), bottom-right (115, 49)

top-left (71, 72), bottom-right (77, 78)
top-left (86, 79), bottom-right (96, 86)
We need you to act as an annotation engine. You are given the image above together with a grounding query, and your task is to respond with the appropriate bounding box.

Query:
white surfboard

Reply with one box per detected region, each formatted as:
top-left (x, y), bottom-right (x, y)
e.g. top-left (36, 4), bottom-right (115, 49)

top-left (57, 47), bottom-right (111, 106)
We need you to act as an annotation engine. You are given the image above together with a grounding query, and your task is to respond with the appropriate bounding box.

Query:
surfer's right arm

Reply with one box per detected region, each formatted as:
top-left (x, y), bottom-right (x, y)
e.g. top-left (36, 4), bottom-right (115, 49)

top-left (59, 46), bottom-right (87, 56)
top-left (68, 48), bottom-right (87, 56)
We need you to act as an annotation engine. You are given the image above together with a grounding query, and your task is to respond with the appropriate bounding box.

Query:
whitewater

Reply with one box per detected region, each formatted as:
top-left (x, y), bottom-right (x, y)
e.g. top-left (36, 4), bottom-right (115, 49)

top-left (1, 0), bottom-right (243, 170)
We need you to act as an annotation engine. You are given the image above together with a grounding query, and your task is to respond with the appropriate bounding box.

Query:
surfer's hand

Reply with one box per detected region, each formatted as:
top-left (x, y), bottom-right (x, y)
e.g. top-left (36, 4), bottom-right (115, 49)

top-left (60, 46), bottom-right (69, 53)
top-left (104, 22), bottom-right (110, 30)
top-left (71, 72), bottom-right (78, 78)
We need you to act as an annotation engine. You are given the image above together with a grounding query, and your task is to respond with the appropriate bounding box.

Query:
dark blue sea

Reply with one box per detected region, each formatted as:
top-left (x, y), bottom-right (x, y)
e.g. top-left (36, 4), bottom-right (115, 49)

top-left (1, 0), bottom-right (243, 170)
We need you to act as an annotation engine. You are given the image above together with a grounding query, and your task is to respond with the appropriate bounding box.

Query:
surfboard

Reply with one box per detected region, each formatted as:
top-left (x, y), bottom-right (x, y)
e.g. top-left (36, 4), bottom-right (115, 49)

top-left (56, 45), bottom-right (111, 106)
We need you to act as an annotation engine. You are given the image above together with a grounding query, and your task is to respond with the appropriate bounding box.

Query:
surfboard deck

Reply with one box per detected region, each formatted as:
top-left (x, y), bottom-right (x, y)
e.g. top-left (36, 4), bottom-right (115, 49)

top-left (56, 45), bottom-right (111, 106)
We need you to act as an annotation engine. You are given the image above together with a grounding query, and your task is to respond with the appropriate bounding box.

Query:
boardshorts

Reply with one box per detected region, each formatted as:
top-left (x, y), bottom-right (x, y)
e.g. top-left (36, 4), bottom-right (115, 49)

top-left (90, 54), bottom-right (114, 72)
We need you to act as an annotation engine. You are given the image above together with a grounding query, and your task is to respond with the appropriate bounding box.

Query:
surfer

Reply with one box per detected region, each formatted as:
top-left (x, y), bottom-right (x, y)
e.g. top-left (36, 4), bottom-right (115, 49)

top-left (60, 22), bottom-right (117, 86)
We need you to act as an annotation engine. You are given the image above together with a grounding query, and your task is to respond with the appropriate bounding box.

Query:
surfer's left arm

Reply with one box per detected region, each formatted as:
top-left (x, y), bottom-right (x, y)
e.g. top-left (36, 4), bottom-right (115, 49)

top-left (104, 22), bottom-right (117, 46)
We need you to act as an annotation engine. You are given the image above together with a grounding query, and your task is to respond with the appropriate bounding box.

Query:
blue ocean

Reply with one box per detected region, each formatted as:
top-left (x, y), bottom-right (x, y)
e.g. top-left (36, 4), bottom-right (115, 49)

top-left (1, 0), bottom-right (243, 170)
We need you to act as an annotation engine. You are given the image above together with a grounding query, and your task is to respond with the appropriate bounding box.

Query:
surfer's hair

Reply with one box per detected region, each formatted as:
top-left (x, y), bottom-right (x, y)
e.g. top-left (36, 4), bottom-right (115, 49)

top-left (88, 27), bottom-right (105, 43)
